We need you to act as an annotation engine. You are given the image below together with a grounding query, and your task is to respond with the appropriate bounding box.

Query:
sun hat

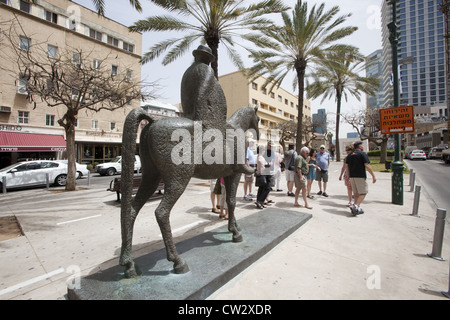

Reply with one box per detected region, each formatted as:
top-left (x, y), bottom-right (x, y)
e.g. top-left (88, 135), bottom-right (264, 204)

top-left (193, 45), bottom-right (215, 63)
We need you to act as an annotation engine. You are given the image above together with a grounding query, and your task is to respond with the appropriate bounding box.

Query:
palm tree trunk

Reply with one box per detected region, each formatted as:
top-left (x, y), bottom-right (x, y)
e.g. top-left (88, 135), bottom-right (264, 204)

top-left (335, 92), bottom-right (342, 162)
top-left (296, 66), bottom-right (306, 153)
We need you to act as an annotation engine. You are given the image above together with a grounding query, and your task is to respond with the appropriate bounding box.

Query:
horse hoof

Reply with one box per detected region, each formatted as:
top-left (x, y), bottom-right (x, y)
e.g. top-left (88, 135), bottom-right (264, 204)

top-left (173, 259), bottom-right (190, 274)
top-left (122, 261), bottom-right (140, 278)
top-left (233, 233), bottom-right (243, 243)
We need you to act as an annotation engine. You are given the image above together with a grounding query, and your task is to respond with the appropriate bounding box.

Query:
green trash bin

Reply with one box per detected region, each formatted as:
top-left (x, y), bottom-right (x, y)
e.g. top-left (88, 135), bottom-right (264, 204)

top-left (385, 161), bottom-right (391, 170)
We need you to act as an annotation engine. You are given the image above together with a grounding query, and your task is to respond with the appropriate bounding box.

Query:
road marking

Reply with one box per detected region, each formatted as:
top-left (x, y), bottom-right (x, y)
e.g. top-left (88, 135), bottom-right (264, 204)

top-left (57, 214), bottom-right (102, 225)
top-left (158, 220), bottom-right (207, 238)
top-left (0, 268), bottom-right (65, 297)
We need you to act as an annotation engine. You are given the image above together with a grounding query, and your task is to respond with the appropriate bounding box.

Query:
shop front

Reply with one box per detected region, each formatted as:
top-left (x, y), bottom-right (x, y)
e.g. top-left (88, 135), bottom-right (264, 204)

top-left (0, 131), bottom-right (66, 169)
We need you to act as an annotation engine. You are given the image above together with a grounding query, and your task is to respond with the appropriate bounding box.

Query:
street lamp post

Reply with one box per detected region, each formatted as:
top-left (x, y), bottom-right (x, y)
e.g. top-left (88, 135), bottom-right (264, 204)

top-left (387, 0), bottom-right (404, 205)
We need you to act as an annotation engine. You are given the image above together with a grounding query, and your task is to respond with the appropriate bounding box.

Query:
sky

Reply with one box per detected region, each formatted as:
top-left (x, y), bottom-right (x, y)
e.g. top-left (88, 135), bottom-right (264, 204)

top-left (74, 0), bottom-right (384, 138)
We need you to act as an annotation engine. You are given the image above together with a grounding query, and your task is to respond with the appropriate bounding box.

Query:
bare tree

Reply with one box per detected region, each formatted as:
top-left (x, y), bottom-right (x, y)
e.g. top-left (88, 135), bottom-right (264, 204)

top-left (275, 117), bottom-right (327, 152)
top-left (1, 19), bottom-right (154, 191)
top-left (342, 108), bottom-right (390, 163)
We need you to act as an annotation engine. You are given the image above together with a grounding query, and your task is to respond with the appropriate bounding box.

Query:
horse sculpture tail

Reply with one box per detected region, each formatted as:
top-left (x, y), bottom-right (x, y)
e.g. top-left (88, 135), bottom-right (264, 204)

top-left (120, 108), bottom-right (153, 242)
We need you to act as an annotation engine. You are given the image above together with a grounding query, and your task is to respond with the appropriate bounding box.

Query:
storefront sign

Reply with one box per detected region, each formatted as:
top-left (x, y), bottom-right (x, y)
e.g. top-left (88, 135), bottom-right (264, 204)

top-left (379, 106), bottom-right (415, 134)
top-left (0, 124), bottom-right (22, 131)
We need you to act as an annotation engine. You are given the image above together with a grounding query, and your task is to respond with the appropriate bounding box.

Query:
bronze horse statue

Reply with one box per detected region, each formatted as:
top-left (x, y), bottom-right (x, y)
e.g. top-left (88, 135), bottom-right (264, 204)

top-left (119, 106), bottom-right (259, 278)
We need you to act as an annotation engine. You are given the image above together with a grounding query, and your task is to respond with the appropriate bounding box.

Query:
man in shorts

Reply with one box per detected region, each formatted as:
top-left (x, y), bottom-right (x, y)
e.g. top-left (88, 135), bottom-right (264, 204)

top-left (345, 141), bottom-right (376, 216)
top-left (284, 143), bottom-right (297, 196)
top-left (294, 147), bottom-right (312, 209)
top-left (316, 145), bottom-right (330, 197)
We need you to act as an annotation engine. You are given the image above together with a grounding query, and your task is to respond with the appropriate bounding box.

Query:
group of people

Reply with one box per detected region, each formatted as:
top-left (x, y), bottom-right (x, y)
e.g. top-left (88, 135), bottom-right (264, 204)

top-left (209, 140), bottom-right (376, 218)
top-left (241, 141), bottom-right (332, 210)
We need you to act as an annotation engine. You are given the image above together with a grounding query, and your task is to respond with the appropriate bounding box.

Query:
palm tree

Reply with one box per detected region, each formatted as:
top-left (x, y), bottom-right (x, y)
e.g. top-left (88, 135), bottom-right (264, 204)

top-left (128, 0), bottom-right (289, 79)
top-left (89, 0), bottom-right (142, 16)
top-left (306, 53), bottom-right (379, 161)
top-left (245, 0), bottom-right (358, 152)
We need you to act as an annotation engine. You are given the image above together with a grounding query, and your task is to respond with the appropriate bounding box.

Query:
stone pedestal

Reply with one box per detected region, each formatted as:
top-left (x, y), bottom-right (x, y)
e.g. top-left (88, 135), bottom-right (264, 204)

top-left (68, 208), bottom-right (311, 300)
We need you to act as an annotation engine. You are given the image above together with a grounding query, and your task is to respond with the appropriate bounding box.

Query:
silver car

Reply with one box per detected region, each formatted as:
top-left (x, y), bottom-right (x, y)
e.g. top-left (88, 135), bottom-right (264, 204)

top-left (409, 150), bottom-right (427, 161)
top-left (0, 160), bottom-right (68, 190)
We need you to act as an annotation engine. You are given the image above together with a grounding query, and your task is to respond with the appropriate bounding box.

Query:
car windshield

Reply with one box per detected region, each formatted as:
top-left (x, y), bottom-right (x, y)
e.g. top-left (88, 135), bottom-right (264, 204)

top-left (412, 150), bottom-right (422, 153)
top-left (111, 157), bottom-right (121, 163)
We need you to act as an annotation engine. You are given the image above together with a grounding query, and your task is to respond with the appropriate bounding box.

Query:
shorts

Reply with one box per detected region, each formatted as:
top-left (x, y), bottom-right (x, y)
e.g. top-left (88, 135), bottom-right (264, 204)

top-left (245, 174), bottom-right (254, 182)
top-left (294, 172), bottom-right (306, 189)
top-left (316, 170), bottom-right (328, 182)
top-left (285, 170), bottom-right (295, 182)
top-left (350, 177), bottom-right (368, 195)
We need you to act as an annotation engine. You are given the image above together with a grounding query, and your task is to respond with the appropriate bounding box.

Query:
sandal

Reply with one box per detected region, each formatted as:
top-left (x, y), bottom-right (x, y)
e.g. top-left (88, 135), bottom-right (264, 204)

top-left (294, 203), bottom-right (303, 207)
top-left (347, 202), bottom-right (352, 207)
top-left (305, 206), bottom-right (313, 209)
top-left (307, 195), bottom-right (315, 199)
top-left (212, 208), bottom-right (219, 213)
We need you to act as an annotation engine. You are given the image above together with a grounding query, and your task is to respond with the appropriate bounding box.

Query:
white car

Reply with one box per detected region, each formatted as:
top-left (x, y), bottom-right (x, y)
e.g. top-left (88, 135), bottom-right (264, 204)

top-left (0, 160), bottom-right (69, 190)
top-left (55, 160), bottom-right (89, 179)
top-left (409, 150), bottom-right (427, 161)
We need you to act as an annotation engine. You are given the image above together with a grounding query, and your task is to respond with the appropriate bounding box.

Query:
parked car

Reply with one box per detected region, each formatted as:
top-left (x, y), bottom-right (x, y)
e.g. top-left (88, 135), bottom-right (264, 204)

top-left (442, 148), bottom-right (450, 164)
top-left (404, 146), bottom-right (418, 159)
top-left (409, 150), bottom-right (427, 160)
top-left (95, 155), bottom-right (141, 176)
top-left (428, 147), bottom-right (444, 159)
top-left (0, 160), bottom-right (69, 190)
top-left (55, 160), bottom-right (89, 179)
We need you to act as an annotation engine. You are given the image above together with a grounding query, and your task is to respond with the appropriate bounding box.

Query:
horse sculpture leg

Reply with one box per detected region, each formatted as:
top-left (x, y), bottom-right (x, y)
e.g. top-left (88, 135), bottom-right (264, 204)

top-left (224, 174), bottom-right (243, 242)
top-left (120, 173), bottom-right (161, 278)
top-left (155, 175), bottom-right (192, 274)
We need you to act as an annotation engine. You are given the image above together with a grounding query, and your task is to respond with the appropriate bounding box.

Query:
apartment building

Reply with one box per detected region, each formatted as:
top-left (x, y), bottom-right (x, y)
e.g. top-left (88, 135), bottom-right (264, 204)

top-left (0, 0), bottom-right (142, 168)
top-left (219, 71), bottom-right (311, 148)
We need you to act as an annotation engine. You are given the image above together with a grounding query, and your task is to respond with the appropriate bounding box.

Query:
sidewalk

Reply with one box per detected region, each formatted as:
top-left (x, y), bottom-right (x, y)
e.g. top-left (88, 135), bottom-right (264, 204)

top-left (0, 161), bottom-right (449, 300)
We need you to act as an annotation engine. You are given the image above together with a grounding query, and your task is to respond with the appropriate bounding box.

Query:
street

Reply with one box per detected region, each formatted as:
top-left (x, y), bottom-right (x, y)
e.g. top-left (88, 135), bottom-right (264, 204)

top-left (405, 158), bottom-right (450, 212)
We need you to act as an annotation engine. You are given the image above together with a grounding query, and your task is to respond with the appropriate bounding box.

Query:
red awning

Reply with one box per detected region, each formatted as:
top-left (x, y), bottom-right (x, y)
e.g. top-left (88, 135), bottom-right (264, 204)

top-left (0, 132), bottom-right (66, 152)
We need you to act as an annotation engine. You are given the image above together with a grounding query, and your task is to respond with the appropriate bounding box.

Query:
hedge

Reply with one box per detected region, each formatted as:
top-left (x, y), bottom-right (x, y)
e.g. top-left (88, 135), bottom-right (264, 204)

top-left (367, 150), bottom-right (404, 157)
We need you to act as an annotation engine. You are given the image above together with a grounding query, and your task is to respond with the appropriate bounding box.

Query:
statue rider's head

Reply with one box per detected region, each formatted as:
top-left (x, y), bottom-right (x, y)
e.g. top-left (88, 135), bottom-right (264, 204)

top-left (193, 45), bottom-right (215, 64)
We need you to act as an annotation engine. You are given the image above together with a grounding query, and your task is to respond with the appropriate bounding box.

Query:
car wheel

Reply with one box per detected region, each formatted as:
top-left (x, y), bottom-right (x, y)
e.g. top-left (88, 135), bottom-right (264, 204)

top-left (106, 168), bottom-right (116, 176)
top-left (55, 174), bottom-right (67, 186)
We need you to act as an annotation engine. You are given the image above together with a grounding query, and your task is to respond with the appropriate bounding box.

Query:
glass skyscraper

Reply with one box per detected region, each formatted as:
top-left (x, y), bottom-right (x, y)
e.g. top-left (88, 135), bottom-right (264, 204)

top-left (382, 0), bottom-right (446, 108)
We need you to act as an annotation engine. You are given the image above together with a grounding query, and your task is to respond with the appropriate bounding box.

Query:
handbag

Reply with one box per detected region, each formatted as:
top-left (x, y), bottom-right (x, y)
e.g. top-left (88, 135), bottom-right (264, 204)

top-left (255, 174), bottom-right (266, 187)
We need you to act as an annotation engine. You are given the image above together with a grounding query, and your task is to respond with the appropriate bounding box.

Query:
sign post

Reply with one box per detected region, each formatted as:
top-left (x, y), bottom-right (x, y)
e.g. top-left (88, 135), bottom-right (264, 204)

top-left (387, 0), bottom-right (404, 205)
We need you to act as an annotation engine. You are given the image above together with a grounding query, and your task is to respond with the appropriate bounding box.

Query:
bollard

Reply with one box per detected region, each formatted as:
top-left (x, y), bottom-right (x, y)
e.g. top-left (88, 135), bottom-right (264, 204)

top-left (409, 169), bottom-right (414, 186)
top-left (427, 208), bottom-right (447, 261)
top-left (2, 176), bottom-right (6, 194)
top-left (443, 258), bottom-right (450, 299)
top-left (409, 171), bottom-right (416, 192)
top-left (87, 171), bottom-right (91, 186)
top-left (46, 173), bottom-right (50, 190)
top-left (410, 185), bottom-right (421, 217)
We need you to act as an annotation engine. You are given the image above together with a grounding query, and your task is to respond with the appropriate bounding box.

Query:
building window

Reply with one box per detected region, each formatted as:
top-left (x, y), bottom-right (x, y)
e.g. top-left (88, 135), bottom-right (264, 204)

top-left (251, 82), bottom-right (258, 90)
top-left (19, 0), bottom-right (30, 13)
top-left (19, 36), bottom-right (30, 51)
top-left (72, 52), bottom-right (81, 65)
top-left (93, 59), bottom-right (101, 69)
top-left (110, 122), bottom-right (116, 131)
top-left (45, 10), bottom-right (58, 24)
top-left (46, 114), bottom-right (55, 126)
top-left (18, 111), bottom-right (29, 124)
top-left (89, 28), bottom-right (103, 41)
top-left (17, 75), bottom-right (28, 95)
top-left (262, 88), bottom-right (267, 95)
top-left (0, 0), bottom-right (8, 4)
top-left (123, 42), bottom-right (134, 53)
top-left (125, 69), bottom-right (132, 82)
top-left (270, 92), bottom-right (274, 99)
top-left (47, 44), bottom-right (58, 58)
top-left (107, 36), bottom-right (119, 47)
top-left (92, 120), bottom-right (98, 129)
top-left (111, 65), bottom-right (118, 76)
top-left (278, 95), bottom-right (282, 102)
